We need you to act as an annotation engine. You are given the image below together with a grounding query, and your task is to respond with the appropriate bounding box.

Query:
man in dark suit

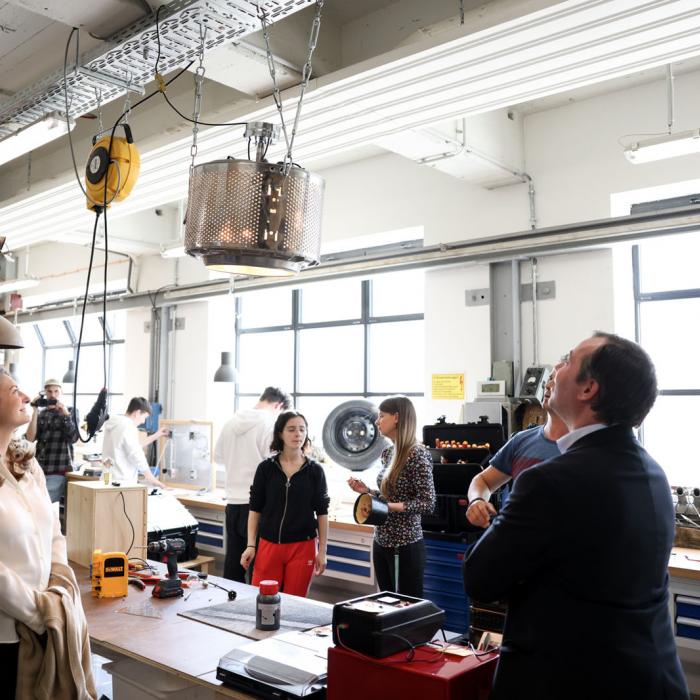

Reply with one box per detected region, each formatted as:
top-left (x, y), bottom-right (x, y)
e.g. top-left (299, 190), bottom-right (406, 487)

top-left (463, 332), bottom-right (688, 700)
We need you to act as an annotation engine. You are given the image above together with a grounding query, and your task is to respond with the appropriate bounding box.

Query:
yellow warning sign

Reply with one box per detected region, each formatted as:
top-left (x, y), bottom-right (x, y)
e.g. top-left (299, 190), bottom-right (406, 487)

top-left (431, 373), bottom-right (465, 400)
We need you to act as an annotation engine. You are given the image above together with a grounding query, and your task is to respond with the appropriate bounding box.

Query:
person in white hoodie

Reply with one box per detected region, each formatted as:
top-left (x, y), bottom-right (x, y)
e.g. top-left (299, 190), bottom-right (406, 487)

top-left (101, 397), bottom-right (168, 488)
top-left (215, 386), bottom-right (291, 582)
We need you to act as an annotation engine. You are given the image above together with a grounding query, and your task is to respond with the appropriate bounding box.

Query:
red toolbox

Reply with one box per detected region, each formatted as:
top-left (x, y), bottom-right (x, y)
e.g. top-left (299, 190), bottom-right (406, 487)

top-left (328, 644), bottom-right (498, 700)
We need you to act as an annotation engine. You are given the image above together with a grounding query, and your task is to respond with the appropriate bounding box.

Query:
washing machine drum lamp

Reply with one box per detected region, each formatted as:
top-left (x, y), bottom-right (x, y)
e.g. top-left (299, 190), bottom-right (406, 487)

top-left (85, 123), bottom-right (140, 211)
top-left (322, 399), bottom-right (386, 472)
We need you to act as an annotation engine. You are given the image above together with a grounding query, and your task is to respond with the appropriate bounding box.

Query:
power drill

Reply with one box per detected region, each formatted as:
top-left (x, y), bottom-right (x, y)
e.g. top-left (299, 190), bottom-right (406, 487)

top-left (147, 538), bottom-right (186, 599)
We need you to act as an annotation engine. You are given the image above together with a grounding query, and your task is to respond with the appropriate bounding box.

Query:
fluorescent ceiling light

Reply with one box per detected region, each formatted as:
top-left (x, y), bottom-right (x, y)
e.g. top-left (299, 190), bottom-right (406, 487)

top-left (624, 129), bottom-right (700, 164)
top-left (160, 244), bottom-right (186, 259)
top-left (0, 277), bottom-right (40, 294)
top-left (0, 112), bottom-right (75, 167)
top-left (6, 0), bottom-right (700, 244)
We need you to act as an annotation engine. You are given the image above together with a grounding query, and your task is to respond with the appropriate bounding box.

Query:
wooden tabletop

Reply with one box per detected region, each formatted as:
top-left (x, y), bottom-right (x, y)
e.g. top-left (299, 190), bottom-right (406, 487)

top-left (172, 488), bottom-right (227, 512)
top-left (669, 547), bottom-right (700, 581)
top-left (74, 561), bottom-right (262, 697)
top-left (172, 488), bottom-right (374, 533)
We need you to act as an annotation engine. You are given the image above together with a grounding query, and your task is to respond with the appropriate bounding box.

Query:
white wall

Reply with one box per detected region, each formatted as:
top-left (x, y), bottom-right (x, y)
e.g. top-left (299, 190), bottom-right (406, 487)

top-left (519, 249), bottom-right (615, 369)
top-left (122, 307), bottom-right (151, 414)
top-left (425, 263), bottom-right (492, 423)
top-left (423, 248), bottom-right (615, 424)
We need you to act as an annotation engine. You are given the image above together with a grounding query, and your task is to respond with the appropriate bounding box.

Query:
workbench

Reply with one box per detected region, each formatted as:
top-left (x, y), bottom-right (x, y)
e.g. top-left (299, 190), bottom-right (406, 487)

top-left (660, 547), bottom-right (700, 694)
top-left (171, 488), bottom-right (377, 586)
top-left (75, 560), bottom-right (285, 698)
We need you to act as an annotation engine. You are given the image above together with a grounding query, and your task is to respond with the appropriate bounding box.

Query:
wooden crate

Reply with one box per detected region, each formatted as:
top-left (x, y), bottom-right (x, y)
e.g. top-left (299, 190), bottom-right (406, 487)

top-left (675, 526), bottom-right (700, 549)
top-left (66, 481), bottom-right (147, 567)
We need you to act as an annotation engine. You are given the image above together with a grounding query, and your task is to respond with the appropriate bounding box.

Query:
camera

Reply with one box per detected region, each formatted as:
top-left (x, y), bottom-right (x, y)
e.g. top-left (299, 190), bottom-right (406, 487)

top-left (31, 393), bottom-right (58, 408)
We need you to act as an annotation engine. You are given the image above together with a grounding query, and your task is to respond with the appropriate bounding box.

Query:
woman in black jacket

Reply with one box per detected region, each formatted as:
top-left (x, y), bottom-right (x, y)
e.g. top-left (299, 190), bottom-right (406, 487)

top-left (241, 411), bottom-right (329, 597)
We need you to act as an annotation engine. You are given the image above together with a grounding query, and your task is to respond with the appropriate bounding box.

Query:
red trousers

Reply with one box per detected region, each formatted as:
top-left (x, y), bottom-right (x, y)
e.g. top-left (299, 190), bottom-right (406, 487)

top-left (252, 537), bottom-right (317, 597)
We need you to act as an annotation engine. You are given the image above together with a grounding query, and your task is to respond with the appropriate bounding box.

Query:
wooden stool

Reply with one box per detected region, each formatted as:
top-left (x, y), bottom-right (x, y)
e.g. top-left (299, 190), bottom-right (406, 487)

top-left (179, 554), bottom-right (215, 574)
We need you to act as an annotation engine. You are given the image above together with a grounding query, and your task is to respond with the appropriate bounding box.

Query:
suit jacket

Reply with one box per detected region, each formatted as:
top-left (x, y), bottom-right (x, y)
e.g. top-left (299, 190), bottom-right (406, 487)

top-left (463, 425), bottom-right (688, 700)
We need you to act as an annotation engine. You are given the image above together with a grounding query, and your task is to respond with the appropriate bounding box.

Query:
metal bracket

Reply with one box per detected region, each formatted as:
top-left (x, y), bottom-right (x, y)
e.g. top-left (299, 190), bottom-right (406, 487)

top-left (520, 280), bottom-right (556, 301)
top-left (77, 67), bottom-right (145, 94)
top-left (168, 317), bottom-right (186, 331)
top-left (465, 288), bottom-right (490, 306)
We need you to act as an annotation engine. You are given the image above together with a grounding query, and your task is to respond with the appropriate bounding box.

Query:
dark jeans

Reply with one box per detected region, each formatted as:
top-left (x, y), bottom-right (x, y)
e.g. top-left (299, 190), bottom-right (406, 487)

top-left (45, 474), bottom-right (66, 504)
top-left (373, 538), bottom-right (426, 598)
top-left (0, 642), bottom-right (19, 698)
top-left (224, 504), bottom-right (252, 583)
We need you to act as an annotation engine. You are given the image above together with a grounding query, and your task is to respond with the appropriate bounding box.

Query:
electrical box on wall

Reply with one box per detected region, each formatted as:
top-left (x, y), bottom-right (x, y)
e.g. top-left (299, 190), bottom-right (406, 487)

top-left (518, 367), bottom-right (550, 404)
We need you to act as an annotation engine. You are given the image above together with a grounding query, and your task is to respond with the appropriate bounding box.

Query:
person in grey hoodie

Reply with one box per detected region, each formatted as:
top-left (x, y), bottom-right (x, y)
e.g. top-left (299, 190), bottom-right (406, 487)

top-left (101, 397), bottom-right (167, 488)
top-left (214, 387), bottom-right (291, 582)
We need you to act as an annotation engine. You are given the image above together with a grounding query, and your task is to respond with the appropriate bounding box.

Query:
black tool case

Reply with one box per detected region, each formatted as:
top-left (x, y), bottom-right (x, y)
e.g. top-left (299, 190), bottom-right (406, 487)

top-left (421, 418), bottom-right (506, 534)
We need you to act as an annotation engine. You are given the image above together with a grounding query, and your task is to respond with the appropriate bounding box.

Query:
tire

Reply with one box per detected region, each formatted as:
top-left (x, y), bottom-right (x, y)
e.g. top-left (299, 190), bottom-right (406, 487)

top-left (322, 399), bottom-right (388, 472)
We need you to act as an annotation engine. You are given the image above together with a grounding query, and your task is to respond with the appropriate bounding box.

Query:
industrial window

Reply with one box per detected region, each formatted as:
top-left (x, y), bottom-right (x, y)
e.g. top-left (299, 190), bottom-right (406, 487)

top-left (633, 233), bottom-right (700, 488)
top-left (20, 312), bottom-right (126, 421)
top-left (235, 270), bottom-right (425, 447)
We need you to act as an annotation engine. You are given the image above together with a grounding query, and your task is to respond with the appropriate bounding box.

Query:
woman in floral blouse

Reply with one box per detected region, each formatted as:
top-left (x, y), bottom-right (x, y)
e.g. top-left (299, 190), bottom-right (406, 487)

top-left (348, 395), bottom-right (435, 597)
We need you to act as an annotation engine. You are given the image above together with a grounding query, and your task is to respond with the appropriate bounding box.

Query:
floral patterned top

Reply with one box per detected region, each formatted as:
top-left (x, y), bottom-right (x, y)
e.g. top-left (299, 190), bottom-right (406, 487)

top-left (372, 443), bottom-right (436, 547)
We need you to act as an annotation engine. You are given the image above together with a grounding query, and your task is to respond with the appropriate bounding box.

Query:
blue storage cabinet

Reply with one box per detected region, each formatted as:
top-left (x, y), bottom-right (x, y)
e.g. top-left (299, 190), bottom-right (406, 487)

top-left (423, 533), bottom-right (470, 634)
top-left (676, 594), bottom-right (700, 641)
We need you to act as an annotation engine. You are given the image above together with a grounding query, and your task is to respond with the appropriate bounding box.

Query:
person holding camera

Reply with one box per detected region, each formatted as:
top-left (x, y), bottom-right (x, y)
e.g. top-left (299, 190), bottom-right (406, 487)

top-left (25, 379), bottom-right (79, 504)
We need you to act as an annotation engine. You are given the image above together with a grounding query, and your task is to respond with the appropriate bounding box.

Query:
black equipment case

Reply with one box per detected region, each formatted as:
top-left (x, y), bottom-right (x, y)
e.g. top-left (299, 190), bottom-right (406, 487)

top-left (332, 592), bottom-right (445, 658)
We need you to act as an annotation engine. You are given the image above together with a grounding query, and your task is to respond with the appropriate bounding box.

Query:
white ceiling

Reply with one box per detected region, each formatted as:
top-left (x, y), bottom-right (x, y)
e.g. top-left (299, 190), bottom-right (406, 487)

top-left (2, 0), bottom-right (700, 255)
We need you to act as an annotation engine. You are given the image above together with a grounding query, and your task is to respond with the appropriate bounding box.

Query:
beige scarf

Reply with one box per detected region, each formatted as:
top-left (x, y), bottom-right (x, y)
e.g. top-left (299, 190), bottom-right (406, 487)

top-left (15, 563), bottom-right (97, 700)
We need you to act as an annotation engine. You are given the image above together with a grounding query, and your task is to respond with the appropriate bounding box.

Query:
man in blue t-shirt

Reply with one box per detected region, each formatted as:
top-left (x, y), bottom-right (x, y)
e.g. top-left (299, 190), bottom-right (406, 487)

top-left (466, 375), bottom-right (567, 528)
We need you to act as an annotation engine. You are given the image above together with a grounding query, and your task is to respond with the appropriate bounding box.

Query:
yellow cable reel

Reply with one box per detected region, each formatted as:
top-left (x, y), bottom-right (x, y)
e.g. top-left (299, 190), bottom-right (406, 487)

top-left (84, 124), bottom-right (140, 211)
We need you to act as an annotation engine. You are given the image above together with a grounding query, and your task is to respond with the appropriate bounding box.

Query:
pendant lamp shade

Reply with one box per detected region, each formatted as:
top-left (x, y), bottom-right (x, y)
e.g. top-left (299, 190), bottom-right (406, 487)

top-left (0, 316), bottom-right (23, 349)
top-left (185, 160), bottom-right (324, 277)
top-left (214, 352), bottom-right (237, 383)
top-left (63, 360), bottom-right (76, 384)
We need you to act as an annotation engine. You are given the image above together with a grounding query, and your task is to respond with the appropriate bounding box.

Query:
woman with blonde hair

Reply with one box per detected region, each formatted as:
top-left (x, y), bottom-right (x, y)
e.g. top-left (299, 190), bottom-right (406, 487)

top-left (348, 395), bottom-right (435, 597)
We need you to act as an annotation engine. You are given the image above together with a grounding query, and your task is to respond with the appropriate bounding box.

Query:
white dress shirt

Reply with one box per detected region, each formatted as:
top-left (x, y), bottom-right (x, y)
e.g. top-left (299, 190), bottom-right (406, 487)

top-left (557, 423), bottom-right (608, 454)
top-left (0, 457), bottom-right (67, 642)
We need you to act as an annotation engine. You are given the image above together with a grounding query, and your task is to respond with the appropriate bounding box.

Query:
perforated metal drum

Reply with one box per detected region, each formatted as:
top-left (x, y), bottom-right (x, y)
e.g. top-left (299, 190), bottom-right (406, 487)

top-left (185, 159), bottom-right (324, 276)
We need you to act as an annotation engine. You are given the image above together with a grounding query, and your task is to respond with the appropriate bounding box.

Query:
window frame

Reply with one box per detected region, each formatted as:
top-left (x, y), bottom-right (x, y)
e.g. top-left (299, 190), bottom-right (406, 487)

top-left (632, 243), bottom-right (700, 446)
top-left (34, 314), bottom-right (125, 409)
top-left (234, 277), bottom-right (424, 409)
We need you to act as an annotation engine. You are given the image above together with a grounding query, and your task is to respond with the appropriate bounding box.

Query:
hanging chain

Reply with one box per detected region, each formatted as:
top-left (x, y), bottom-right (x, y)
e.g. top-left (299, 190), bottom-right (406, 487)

top-left (95, 87), bottom-right (104, 134)
top-left (258, 0), bottom-right (325, 173)
top-left (190, 23), bottom-right (207, 173)
top-left (122, 73), bottom-right (133, 124)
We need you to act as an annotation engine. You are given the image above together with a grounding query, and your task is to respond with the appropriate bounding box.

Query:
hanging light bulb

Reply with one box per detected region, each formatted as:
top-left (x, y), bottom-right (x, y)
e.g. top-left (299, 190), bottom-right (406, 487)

top-left (63, 360), bottom-right (76, 384)
top-left (0, 316), bottom-right (23, 349)
top-left (213, 351), bottom-right (238, 383)
top-left (185, 123), bottom-right (324, 276)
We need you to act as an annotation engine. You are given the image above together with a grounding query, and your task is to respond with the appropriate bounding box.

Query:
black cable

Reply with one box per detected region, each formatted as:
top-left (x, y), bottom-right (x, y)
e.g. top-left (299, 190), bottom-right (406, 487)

top-left (71, 208), bottom-right (103, 442)
top-left (120, 491), bottom-right (136, 555)
top-left (335, 626), bottom-right (445, 665)
top-left (154, 4), bottom-right (164, 78)
top-left (160, 90), bottom-right (248, 128)
top-left (66, 54), bottom-right (194, 442)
